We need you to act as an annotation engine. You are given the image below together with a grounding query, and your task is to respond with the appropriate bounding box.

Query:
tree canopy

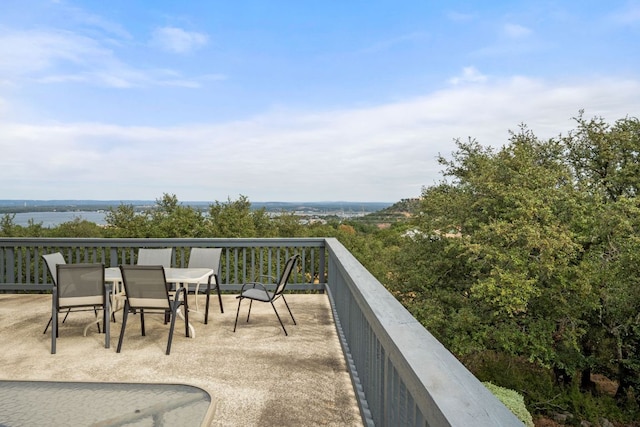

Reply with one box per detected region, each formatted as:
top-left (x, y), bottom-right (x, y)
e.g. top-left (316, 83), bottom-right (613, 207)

top-left (388, 113), bottom-right (640, 421)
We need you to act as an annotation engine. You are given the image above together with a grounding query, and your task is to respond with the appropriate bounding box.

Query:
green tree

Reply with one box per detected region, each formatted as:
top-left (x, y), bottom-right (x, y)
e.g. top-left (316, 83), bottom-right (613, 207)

top-left (49, 217), bottom-right (105, 237)
top-left (561, 114), bottom-right (640, 400)
top-left (147, 193), bottom-right (206, 238)
top-left (205, 195), bottom-right (273, 237)
top-left (0, 213), bottom-right (17, 237)
top-left (389, 117), bottom-right (640, 420)
top-left (104, 203), bottom-right (150, 237)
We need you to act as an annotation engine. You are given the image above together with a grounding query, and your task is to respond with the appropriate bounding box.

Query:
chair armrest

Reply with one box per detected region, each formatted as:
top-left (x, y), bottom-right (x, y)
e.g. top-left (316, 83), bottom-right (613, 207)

top-left (252, 274), bottom-right (276, 283)
top-left (172, 285), bottom-right (187, 302)
top-left (238, 282), bottom-right (272, 299)
top-left (239, 282), bottom-right (269, 292)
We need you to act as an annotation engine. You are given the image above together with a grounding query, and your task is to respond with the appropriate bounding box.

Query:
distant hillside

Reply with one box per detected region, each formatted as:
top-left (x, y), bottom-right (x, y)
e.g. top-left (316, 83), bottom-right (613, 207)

top-left (353, 198), bottom-right (421, 225)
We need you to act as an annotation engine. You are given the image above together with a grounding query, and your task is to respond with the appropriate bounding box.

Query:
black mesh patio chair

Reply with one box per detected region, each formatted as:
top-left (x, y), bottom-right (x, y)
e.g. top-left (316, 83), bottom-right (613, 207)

top-left (137, 248), bottom-right (172, 267)
top-left (187, 247), bottom-right (223, 323)
top-left (233, 254), bottom-right (299, 336)
top-left (117, 265), bottom-right (189, 355)
top-left (50, 263), bottom-right (109, 354)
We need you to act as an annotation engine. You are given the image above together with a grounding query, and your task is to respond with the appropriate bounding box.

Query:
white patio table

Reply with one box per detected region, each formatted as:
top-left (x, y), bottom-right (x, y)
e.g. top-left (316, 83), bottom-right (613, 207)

top-left (105, 267), bottom-right (214, 338)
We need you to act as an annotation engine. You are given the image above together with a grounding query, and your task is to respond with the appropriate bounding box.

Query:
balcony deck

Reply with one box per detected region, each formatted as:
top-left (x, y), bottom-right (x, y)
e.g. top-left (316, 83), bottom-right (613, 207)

top-left (0, 293), bottom-right (362, 426)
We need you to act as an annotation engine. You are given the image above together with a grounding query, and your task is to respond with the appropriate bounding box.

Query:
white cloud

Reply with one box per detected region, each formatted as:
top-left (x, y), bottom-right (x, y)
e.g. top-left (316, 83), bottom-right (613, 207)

top-left (1, 76), bottom-right (639, 202)
top-left (151, 27), bottom-right (209, 54)
top-left (0, 29), bottom-right (210, 88)
top-left (448, 66), bottom-right (488, 85)
top-left (0, 30), bottom-right (105, 75)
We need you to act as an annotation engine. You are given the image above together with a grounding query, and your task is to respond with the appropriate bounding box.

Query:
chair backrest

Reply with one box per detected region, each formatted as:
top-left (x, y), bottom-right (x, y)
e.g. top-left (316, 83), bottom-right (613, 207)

top-left (274, 255), bottom-right (300, 296)
top-left (42, 252), bottom-right (66, 286)
top-left (56, 263), bottom-right (105, 309)
top-left (137, 248), bottom-right (172, 268)
top-left (119, 265), bottom-right (170, 310)
top-left (188, 248), bottom-right (222, 274)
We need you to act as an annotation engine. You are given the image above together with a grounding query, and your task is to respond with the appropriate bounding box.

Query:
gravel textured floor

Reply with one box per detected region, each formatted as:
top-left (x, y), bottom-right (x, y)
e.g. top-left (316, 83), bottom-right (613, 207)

top-left (0, 293), bottom-right (362, 426)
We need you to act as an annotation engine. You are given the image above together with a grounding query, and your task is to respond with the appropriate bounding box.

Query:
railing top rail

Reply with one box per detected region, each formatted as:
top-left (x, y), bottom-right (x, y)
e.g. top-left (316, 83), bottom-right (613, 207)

top-left (0, 237), bottom-right (327, 248)
top-left (324, 238), bottom-right (522, 426)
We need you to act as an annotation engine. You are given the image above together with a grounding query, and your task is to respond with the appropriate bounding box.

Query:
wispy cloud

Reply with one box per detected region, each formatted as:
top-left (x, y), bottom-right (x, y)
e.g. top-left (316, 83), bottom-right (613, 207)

top-left (0, 29), bottom-right (106, 75)
top-left (150, 27), bottom-right (209, 54)
top-left (63, 4), bottom-right (133, 40)
top-left (2, 76), bottom-right (638, 201)
top-left (0, 28), bottom-right (211, 88)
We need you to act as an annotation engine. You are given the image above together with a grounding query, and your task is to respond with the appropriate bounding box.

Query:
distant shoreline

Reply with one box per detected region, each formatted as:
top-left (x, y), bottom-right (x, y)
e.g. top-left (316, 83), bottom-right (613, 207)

top-left (0, 200), bottom-right (392, 215)
top-left (2, 200), bottom-right (393, 228)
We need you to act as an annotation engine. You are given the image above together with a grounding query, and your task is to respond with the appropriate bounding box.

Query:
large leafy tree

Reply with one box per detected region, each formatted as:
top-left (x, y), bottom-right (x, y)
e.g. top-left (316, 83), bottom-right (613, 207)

top-left (148, 193), bottom-right (206, 238)
top-left (391, 115), bottom-right (640, 412)
top-left (205, 195), bottom-right (272, 237)
top-left (562, 114), bottom-right (640, 399)
top-left (105, 193), bottom-right (206, 238)
top-left (104, 203), bottom-right (151, 237)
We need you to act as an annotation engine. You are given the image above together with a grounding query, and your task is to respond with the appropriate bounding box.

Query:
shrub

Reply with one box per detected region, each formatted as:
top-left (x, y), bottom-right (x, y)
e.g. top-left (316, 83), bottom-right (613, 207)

top-left (483, 382), bottom-right (534, 427)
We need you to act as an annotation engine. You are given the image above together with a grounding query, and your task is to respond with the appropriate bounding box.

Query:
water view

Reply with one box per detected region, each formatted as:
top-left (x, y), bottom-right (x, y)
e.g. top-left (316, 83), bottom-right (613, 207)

top-left (10, 211), bottom-right (107, 227)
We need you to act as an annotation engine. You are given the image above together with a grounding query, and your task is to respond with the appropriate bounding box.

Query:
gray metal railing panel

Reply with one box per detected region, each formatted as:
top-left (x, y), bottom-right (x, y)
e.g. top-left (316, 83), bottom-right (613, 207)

top-left (0, 238), bottom-right (326, 292)
top-left (325, 238), bottom-right (523, 427)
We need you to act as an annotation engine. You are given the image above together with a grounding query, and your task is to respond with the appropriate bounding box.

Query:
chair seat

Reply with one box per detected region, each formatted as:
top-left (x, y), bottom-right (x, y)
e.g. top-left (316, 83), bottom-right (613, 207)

top-left (241, 288), bottom-right (274, 302)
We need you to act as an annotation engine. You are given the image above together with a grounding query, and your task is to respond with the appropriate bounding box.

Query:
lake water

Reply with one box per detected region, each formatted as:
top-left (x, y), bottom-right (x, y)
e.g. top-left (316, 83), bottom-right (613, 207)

top-left (9, 211), bottom-right (108, 227)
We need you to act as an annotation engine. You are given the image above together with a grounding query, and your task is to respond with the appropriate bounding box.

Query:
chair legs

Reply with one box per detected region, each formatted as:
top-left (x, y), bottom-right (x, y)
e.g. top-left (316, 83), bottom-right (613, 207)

top-left (51, 292), bottom-right (57, 354)
top-left (166, 303), bottom-right (177, 355)
top-left (45, 308), bottom-right (102, 335)
top-left (44, 317), bottom-right (52, 335)
top-left (116, 304), bottom-right (151, 353)
top-left (116, 302), bottom-right (130, 353)
top-left (43, 309), bottom-right (72, 334)
top-left (117, 292), bottom-right (188, 355)
top-left (280, 295), bottom-right (296, 325)
top-left (233, 296), bottom-right (295, 336)
top-left (204, 285), bottom-right (224, 325)
top-left (233, 299), bottom-right (242, 333)
top-left (167, 288), bottom-right (189, 355)
top-left (140, 309), bottom-right (146, 336)
top-left (270, 301), bottom-right (288, 336)
top-left (51, 305), bottom-right (108, 354)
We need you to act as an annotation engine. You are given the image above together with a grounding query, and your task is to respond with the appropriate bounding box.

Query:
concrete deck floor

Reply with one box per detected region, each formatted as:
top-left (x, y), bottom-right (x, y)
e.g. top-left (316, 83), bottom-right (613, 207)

top-left (0, 293), bottom-right (362, 426)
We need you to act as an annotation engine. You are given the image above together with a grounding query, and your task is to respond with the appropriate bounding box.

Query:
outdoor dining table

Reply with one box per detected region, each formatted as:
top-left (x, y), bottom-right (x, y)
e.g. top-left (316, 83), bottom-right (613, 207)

top-left (105, 266), bottom-right (214, 338)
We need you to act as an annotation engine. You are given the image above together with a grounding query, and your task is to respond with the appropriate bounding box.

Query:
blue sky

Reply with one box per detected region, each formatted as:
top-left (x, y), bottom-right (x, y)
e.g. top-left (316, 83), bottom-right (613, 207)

top-left (1, 0), bottom-right (639, 202)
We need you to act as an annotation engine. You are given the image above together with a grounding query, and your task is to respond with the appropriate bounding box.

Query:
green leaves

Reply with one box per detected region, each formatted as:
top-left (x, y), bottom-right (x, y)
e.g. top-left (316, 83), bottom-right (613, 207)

top-left (390, 114), bottom-right (640, 411)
